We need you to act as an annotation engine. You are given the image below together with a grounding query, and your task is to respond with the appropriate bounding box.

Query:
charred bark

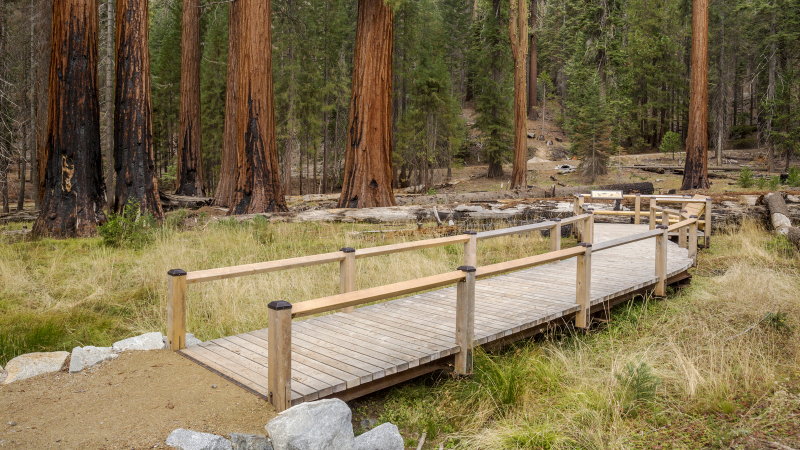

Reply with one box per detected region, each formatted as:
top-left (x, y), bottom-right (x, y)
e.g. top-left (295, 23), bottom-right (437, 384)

top-left (228, 0), bottom-right (287, 214)
top-left (337, 0), bottom-right (397, 208)
top-left (34, 0), bottom-right (108, 237)
top-left (509, 0), bottom-right (528, 190)
top-left (112, 0), bottom-right (163, 219)
top-left (175, 0), bottom-right (205, 196)
top-left (681, 0), bottom-right (710, 190)
top-left (212, 0), bottom-right (239, 207)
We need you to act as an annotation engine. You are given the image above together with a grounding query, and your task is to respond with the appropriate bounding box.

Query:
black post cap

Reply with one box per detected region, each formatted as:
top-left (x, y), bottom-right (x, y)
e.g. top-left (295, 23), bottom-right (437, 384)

top-left (680, 209), bottom-right (688, 213)
top-left (457, 265), bottom-right (477, 273)
top-left (706, 198), bottom-right (713, 201)
top-left (552, 218), bottom-right (561, 222)
top-left (464, 231), bottom-right (477, 235)
top-left (167, 269), bottom-right (187, 277)
top-left (268, 300), bottom-right (292, 311)
top-left (656, 225), bottom-right (668, 229)
top-left (689, 215), bottom-right (698, 218)
top-left (340, 247), bottom-right (356, 253)
top-left (578, 242), bottom-right (592, 248)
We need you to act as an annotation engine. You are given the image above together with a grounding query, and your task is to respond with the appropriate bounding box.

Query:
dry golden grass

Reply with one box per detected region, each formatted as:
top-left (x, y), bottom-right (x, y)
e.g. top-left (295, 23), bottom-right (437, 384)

top-left (0, 216), bottom-right (557, 363)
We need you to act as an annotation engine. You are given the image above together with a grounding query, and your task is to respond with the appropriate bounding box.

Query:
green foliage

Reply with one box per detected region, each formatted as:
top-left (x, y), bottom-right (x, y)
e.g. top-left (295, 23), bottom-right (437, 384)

top-left (788, 166), bottom-right (800, 187)
top-left (660, 131), bottom-right (682, 159)
top-left (97, 201), bottom-right (157, 248)
top-left (469, 348), bottom-right (528, 415)
top-left (614, 360), bottom-right (660, 413)
top-left (503, 421), bottom-right (564, 449)
top-left (737, 167), bottom-right (754, 188)
top-left (769, 176), bottom-right (782, 190)
top-left (566, 65), bottom-right (610, 182)
top-left (200, 3), bottom-right (230, 193)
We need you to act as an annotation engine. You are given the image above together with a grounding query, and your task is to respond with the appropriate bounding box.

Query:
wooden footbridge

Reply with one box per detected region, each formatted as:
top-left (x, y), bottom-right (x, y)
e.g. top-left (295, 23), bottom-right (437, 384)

top-left (166, 193), bottom-right (712, 412)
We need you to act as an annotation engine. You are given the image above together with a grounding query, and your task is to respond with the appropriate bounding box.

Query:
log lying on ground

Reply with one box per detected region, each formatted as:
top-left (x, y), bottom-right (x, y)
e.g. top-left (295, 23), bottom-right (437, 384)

top-left (159, 192), bottom-right (214, 210)
top-left (0, 211), bottom-right (40, 223)
top-left (762, 192), bottom-right (800, 248)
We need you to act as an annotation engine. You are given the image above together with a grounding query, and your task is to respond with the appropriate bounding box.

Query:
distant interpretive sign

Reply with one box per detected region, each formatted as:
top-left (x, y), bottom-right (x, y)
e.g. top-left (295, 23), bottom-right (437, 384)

top-left (591, 190), bottom-right (624, 200)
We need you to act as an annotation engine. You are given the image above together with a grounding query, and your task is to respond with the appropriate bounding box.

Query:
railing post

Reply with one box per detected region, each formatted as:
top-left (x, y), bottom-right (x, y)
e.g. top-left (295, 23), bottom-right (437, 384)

top-left (649, 198), bottom-right (657, 230)
top-left (661, 211), bottom-right (669, 227)
top-left (575, 243), bottom-right (592, 330)
top-left (455, 266), bottom-right (476, 376)
top-left (167, 269), bottom-right (187, 351)
top-left (268, 300), bottom-right (292, 412)
top-left (339, 247), bottom-right (356, 313)
top-left (574, 195), bottom-right (586, 238)
top-left (634, 193), bottom-right (641, 225)
top-left (689, 215), bottom-right (698, 266)
top-left (550, 218), bottom-right (561, 252)
top-left (705, 197), bottom-right (713, 248)
top-left (678, 209), bottom-right (688, 248)
top-left (584, 209), bottom-right (594, 244)
top-left (463, 231), bottom-right (477, 267)
top-left (655, 225), bottom-right (668, 296)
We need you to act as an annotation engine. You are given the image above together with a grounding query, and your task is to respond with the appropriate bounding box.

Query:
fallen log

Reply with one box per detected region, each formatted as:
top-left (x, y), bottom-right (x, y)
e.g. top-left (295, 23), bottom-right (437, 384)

top-left (0, 210), bottom-right (39, 223)
top-left (159, 192), bottom-right (214, 210)
top-left (762, 192), bottom-right (800, 249)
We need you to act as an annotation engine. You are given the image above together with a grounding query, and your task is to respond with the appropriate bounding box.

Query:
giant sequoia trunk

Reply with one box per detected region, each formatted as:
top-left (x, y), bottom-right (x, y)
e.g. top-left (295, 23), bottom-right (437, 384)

top-left (337, 0), bottom-right (396, 208)
top-left (212, 0), bottom-right (238, 207)
top-left (527, 0), bottom-right (537, 120)
top-left (681, 0), bottom-right (710, 190)
top-left (509, 0), bottom-right (528, 190)
top-left (175, 0), bottom-right (205, 196)
top-left (228, 0), bottom-right (287, 214)
top-left (112, 0), bottom-right (162, 219)
top-left (33, 0), bottom-right (108, 237)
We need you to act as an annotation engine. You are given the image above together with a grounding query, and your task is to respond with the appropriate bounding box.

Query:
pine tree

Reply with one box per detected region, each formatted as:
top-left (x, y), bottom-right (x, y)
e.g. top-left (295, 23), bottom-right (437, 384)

top-left (567, 67), bottom-right (609, 182)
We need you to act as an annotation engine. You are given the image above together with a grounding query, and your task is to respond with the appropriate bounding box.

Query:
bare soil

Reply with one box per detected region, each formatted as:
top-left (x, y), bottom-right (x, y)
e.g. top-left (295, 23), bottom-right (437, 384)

top-left (0, 351), bottom-right (276, 449)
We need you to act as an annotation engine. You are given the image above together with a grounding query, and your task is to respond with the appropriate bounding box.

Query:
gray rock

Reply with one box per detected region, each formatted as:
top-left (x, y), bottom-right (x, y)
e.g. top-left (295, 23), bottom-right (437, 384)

top-left (353, 423), bottom-right (404, 450)
top-left (2, 352), bottom-right (69, 384)
top-left (166, 428), bottom-right (232, 450)
top-left (69, 346), bottom-right (118, 373)
top-left (359, 419), bottom-right (378, 431)
top-left (230, 433), bottom-right (272, 450)
top-left (162, 333), bottom-right (203, 349)
top-left (112, 332), bottom-right (164, 353)
top-left (265, 398), bottom-right (354, 450)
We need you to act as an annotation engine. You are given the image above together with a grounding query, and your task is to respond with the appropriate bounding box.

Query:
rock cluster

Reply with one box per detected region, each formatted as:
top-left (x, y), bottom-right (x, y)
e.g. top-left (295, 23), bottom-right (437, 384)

top-left (165, 399), bottom-right (403, 450)
top-left (1, 352), bottom-right (69, 385)
top-left (69, 346), bottom-right (118, 373)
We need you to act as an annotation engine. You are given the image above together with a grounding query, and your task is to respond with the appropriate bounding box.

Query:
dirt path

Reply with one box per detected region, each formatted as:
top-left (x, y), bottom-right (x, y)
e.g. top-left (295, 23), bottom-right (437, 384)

top-left (0, 351), bottom-right (276, 449)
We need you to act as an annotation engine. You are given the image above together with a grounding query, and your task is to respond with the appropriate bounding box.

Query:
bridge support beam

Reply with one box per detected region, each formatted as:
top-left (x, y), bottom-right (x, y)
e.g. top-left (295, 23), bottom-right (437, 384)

top-left (455, 266), bottom-right (476, 376)
top-left (268, 300), bottom-right (293, 412)
top-left (167, 269), bottom-right (188, 351)
top-left (575, 243), bottom-right (592, 329)
top-left (655, 225), bottom-right (668, 296)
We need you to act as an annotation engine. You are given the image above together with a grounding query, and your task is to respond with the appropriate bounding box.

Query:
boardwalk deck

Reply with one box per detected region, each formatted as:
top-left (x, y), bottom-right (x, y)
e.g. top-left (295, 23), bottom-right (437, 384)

top-left (180, 223), bottom-right (693, 406)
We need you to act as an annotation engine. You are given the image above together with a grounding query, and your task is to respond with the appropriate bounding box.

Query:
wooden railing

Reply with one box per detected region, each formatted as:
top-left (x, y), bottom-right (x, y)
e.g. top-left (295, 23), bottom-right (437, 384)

top-left (166, 213), bottom-right (594, 411)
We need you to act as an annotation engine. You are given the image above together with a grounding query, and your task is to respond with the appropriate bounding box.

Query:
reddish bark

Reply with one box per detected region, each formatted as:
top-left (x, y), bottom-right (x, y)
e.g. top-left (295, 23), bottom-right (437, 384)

top-left (228, 0), bottom-right (287, 214)
top-left (337, 0), bottom-right (396, 208)
top-left (34, 0), bottom-right (108, 237)
top-left (175, 0), bottom-right (205, 196)
top-left (213, 0), bottom-right (239, 207)
top-left (510, 0), bottom-right (528, 190)
top-left (112, 0), bottom-right (163, 219)
top-left (681, 0), bottom-right (710, 190)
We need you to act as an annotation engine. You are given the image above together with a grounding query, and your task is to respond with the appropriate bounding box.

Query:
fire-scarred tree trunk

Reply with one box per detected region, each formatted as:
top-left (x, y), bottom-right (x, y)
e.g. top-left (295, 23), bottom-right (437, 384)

top-left (228, 0), bottom-right (287, 214)
top-left (681, 0), bottom-right (710, 190)
top-left (212, 0), bottom-right (238, 207)
top-left (175, 0), bottom-right (204, 196)
top-left (112, 0), bottom-right (162, 219)
top-left (338, 0), bottom-right (396, 208)
top-left (527, 0), bottom-right (537, 120)
top-left (509, 0), bottom-right (528, 190)
top-left (33, 0), bottom-right (107, 237)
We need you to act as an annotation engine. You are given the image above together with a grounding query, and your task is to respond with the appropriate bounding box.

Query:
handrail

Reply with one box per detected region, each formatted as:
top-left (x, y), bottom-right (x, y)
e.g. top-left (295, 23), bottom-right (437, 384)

top-left (560, 213), bottom-right (590, 225)
top-left (185, 251), bottom-right (346, 284)
top-left (592, 228), bottom-right (664, 252)
top-left (476, 220), bottom-right (557, 240)
top-left (667, 218), bottom-right (697, 232)
top-left (354, 234), bottom-right (470, 259)
top-left (291, 270), bottom-right (467, 318)
top-left (475, 246), bottom-right (586, 279)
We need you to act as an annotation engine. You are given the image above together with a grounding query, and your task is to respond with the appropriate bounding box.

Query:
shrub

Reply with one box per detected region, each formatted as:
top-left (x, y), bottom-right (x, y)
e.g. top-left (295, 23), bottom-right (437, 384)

top-left (755, 176), bottom-right (768, 189)
top-left (787, 166), bottom-right (800, 187)
top-left (737, 167), bottom-right (754, 188)
top-left (659, 131), bottom-right (681, 160)
top-left (97, 200), bottom-right (157, 248)
top-left (769, 176), bottom-right (781, 190)
top-left (614, 360), bottom-right (659, 413)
